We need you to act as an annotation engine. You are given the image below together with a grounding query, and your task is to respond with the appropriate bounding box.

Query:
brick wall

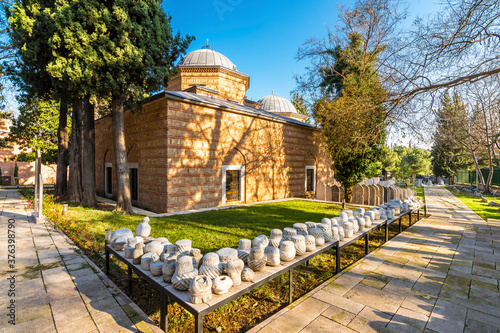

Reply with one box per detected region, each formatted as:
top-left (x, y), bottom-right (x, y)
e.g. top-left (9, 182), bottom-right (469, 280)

top-left (0, 161), bottom-right (57, 185)
top-left (166, 67), bottom-right (249, 103)
top-left (95, 98), bottom-right (169, 213)
top-left (95, 95), bottom-right (333, 214)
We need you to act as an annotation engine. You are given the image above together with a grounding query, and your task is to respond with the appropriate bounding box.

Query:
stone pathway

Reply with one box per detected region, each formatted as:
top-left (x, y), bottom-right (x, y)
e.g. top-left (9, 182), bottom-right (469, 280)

top-left (249, 186), bottom-right (500, 333)
top-left (0, 189), bottom-right (162, 333)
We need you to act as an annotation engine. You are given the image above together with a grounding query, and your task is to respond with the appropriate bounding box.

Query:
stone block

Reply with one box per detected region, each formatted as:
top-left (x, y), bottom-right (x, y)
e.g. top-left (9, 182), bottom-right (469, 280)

top-left (267, 297), bottom-right (330, 333)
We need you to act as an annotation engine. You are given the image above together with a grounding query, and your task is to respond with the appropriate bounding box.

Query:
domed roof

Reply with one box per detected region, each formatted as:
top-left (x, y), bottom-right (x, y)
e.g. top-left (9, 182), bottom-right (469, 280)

top-left (258, 92), bottom-right (298, 114)
top-left (178, 44), bottom-right (237, 71)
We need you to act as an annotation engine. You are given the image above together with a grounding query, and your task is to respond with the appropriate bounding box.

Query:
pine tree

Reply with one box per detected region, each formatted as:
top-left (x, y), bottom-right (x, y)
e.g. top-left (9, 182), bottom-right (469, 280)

top-left (313, 33), bottom-right (387, 202)
top-left (291, 92), bottom-right (308, 118)
top-left (10, 0), bottom-right (193, 213)
top-left (431, 92), bottom-right (470, 183)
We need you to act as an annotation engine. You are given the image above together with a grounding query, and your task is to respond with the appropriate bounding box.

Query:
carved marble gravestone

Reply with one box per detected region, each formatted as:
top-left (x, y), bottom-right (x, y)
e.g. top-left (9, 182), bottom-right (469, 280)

top-left (369, 185), bottom-right (377, 206)
top-left (361, 184), bottom-right (370, 206)
top-left (332, 185), bottom-right (341, 202)
top-left (316, 182), bottom-right (326, 201)
top-left (353, 184), bottom-right (364, 205)
top-left (325, 184), bottom-right (333, 202)
top-left (375, 185), bottom-right (384, 205)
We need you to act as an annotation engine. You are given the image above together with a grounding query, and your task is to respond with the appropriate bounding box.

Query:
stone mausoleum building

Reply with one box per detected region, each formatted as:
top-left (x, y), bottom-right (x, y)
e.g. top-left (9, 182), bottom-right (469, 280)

top-left (95, 45), bottom-right (334, 213)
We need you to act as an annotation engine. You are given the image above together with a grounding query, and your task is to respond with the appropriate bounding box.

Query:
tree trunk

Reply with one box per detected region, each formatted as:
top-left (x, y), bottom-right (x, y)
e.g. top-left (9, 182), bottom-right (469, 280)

top-left (68, 99), bottom-right (83, 203)
top-left (111, 94), bottom-right (133, 214)
top-left (343, 186), bottom-right (353, 203)
top-left (471, 151), bottom-right (486, 191)
top-left (55, 98), bottom-right (69, 198)
top-left (81, 97), bottom-right (97, 207)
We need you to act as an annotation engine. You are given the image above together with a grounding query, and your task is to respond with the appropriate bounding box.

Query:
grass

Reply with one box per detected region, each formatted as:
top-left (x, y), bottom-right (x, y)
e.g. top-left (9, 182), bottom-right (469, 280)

top-left (70, 200), bottom-right (359, 253)
top-left (32, 193), bottom-right (425, 333)
top-left (414, 187), bottom-right (425, 203)
top-left (445, 186), bottom-right (500, 220)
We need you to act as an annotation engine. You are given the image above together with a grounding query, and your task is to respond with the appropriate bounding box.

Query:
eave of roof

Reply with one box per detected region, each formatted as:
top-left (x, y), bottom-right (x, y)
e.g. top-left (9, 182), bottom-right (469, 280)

top-left (96, 91), bottom-right (315, 130)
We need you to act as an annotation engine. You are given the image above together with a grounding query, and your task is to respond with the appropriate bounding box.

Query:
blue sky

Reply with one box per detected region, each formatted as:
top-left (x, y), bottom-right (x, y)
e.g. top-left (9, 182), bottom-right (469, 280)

top-left (163, 0), bottom-right (442, 102)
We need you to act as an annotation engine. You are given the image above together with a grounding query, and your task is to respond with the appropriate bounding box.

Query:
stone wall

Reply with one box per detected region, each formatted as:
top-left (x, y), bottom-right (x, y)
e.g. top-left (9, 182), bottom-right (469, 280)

top-left (95, 95), bottom-right (334, 214)
top-left (0, 161), bottom-right (57, 185)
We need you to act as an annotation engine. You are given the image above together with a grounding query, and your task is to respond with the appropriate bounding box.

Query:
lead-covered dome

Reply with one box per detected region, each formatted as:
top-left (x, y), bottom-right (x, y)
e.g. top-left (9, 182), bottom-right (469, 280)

top-left (258, 93), bottom-right (298, 114)
top-left (178, 44), bottom-right (237, 71)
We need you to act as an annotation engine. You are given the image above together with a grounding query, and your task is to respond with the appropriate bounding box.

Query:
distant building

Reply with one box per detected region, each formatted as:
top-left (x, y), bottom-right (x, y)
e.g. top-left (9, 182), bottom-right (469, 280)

top-left (0, 118), bottom-right (56, 186)
top-left (95, 45), bottom-right (334, 213)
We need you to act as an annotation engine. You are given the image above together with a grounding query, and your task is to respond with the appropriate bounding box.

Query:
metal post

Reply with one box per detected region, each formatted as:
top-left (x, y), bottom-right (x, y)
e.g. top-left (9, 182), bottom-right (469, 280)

top-left (38, 174), bottom-right (43, 216)
top-left (424, 204), bottom-right (427, 217)
top-left (34, 151), bottom-right (39, 213)
top-left (417, 208), bottom-right (420, 221)
top-left (127, 266), bottom-right (132, 296)
top-left (105, 248), bottom-right (109, 274)
top-left (409, 211), bottom-right (412, 226)
top-left (335, 242), bottom-right (341, 274)
top-left (195, 314), bottom-right (203, 333)
top-left (385, 222), bottom-right (389, 242)
top-left (289, 269), bottom-right (293, 304)
top-left (365, 234), bottom-right (369, 255)
top-left (398, 217), bottom-right (402, 233)
top-left (160, 290), bottom-right (168, 332)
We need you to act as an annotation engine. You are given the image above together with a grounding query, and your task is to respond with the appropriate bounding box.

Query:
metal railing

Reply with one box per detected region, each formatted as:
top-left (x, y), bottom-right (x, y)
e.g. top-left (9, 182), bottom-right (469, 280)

top-left (105, 204), bottom-right (427, 333)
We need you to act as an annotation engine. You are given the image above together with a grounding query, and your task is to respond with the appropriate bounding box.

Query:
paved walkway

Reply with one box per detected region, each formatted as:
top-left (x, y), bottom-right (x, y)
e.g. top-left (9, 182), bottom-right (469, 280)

top-left (0, 189), bottom-right (162, 333)
top-left (250, 186), bottom-right (500, 333)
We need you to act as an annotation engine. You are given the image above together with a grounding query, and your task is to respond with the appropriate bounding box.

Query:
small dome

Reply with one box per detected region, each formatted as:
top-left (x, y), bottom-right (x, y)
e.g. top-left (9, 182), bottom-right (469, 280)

top-left (258, 93), bottom-right (298, 114)
top-left (178, 44), bottom-right (237, 71)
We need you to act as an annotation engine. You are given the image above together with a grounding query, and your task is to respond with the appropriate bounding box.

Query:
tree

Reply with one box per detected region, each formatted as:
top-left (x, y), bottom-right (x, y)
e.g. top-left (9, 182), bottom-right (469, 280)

top-left (394, 0), bottom-right (500, 101)
top-left (379, 145), bottom-right (400, 180)
top-left (463, 79), bottom-right (500, 192)
top-left (8, 0), bottom-right (71, 198)
top-left (86, 0), bottom-right (192, 213)
top-left (10, 0), bottom-right (193, 212)
top-left (401, 148), bottom-right (432, 181)
top-left (291, 92), bottom-right (309, 120)
top-left (313, 31), bottom-right (387, 202)
top-left (431, 92), bottom-right (471, 183)
top-left (8, 96), bottom-right (60, 161)
top-left (0, 0), bottom-right (16, 109)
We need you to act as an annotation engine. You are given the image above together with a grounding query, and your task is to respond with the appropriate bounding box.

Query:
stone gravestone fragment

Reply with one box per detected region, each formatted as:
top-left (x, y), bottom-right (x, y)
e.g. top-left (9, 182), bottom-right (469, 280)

top-left (190, 275), bottom-right (212, 304)
top-left (198, 252), bottom-right (221, 279)
top-left (172, 256), bottom-right (198, 291)
top-left (212, 276), bottom-right (233, 295)
top-left (241, 267), bottom-right (255, 282)
top-left (226, 259), bottom-right (244, 286)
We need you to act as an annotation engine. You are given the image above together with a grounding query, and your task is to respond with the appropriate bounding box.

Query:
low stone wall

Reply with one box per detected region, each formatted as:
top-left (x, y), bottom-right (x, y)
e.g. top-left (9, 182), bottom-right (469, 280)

top-left (0, 161), bottom-right (57, 185)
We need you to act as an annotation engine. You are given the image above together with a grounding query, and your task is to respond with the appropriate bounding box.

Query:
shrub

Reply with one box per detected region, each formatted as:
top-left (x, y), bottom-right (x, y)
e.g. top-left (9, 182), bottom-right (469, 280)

top-left (42, 194), bottom-right (102, 256)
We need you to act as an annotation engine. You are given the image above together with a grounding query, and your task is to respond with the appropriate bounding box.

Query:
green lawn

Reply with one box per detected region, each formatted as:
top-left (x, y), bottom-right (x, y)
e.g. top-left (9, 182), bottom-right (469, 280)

top-left (445, 186), bottom-right (500, 220)
top-left (69, 200), bottom-right (353, 253)
top-left (414, 186), bottom-right (425, 203)
top-left (38, 195), bottom-right (420, 332)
